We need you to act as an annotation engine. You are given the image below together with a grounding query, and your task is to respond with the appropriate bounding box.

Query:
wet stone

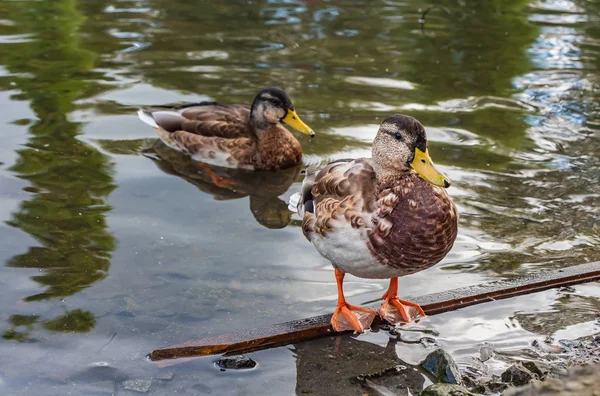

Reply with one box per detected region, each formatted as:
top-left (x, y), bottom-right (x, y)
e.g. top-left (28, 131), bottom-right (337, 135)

top-left (462, 374), bottom-right (508, 395)
top-left (557, 286), bottom-right (576, 293)
top-left (396, 331), bottom-right (424, 343)
top-left (463, 357), bottom-right (488, 378)
top-left (214, 355), bottom-right (257, 370)
top-left (123, 379), bottom-right (152, 393)
top-left (467, 376), bottom-right (509, 394)
top-left (487, 378), bottom-right (510, 394)
top-left (531, 339), bottom-right (565, 354)
top-left (502, 364), bottom-right (600, 396)
top-left (521, 360), bottom-right (547, 379)
top-left (558, 339), bottom-right (582, 350)
top-left (544, 363), bottom-right (567, 378)
top-left (460, 375), bottom-right (478, 390)
top-left (421, 349), bottom-right (462, 385)
top-left (500, 364), bottom-right (534, 386)
top-left (420, 383), bottom-right (474, 396)
top-left (479, 346), bottom-right (494, 362)
top-left (420, 337), bottom-right (440, 348)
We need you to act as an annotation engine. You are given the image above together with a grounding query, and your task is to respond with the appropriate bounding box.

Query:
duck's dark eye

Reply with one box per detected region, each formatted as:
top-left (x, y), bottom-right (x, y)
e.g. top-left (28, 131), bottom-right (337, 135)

top-left (270, 98), bottom-right (280, 106)
top-left (394, 131), bottom-right (402, 140)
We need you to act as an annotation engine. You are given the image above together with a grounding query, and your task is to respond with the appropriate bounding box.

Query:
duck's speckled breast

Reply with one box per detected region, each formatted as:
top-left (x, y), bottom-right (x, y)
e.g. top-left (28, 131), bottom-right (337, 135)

top-left (367, 175), bottom-right (458, 275)
top-left (254, 126), bottom-right (302, 170)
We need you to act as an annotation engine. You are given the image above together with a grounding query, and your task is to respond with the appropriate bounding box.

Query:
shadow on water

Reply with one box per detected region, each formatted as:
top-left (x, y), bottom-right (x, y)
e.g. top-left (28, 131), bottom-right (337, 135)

top-left (0, 0), bottom-right (115, 340)
top-left (292, 334), bottom-right (426, 396)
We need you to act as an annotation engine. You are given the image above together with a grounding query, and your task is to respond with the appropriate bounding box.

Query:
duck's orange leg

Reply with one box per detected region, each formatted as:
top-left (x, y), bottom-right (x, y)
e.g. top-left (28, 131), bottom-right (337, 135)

top-left (379, 277), bottom-right (425, 325)
top-left (198, 163), bottom-right (236, 189)
top-left (330, 269), bottom-right (376, 333)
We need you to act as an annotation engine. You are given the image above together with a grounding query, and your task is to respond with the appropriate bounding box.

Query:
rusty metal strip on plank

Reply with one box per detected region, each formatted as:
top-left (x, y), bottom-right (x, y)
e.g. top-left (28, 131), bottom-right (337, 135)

top-left (149, 261), bottom-right (600, 362)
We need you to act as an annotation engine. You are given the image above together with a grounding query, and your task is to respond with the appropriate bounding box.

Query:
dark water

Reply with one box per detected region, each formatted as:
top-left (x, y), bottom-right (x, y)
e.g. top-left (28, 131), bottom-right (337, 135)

top-left (0, 0), bottom-right (599, 394)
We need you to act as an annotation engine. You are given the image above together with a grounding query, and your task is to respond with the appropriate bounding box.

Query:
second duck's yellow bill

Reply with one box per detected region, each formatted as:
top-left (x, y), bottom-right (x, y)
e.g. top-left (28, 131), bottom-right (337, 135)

top-left (282, 109), bottom-right (315, 137)
top-left (411, 148), bottom-right (451, 188)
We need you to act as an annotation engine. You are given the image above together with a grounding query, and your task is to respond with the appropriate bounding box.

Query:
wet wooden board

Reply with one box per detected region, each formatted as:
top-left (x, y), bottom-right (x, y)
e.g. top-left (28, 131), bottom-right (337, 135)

top-left (149, 261), bottom-right (600, 362)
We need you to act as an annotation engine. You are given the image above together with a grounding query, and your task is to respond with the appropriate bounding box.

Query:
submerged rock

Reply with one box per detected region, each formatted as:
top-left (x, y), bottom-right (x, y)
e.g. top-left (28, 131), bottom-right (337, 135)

top-left (502, 363), bottom-right (600, 396)
top-left (479, 346), bottom-right (494, 362)
top-left (531, 339), bottom-right (565, 354)
top-left (421, 349), bottom-right (462, 385)
top-left (122, 379), bottom-right (152, 393)
top-left (558, 339), bottom-right (582, 350)
top-left (500, 364), bottom-right (534, 386)
top-left (521, 361), bottom-right (547, 379)
top-left (421, 337), bottom-right (440, 349)
top-left (420, 383), bottom-right (473, 396)
top-left (462, 374), bottom-right (509, 395)
top-left (69, 362), bottom-right (128, 383)
top-left (214, 355), bottom-right (257, 370)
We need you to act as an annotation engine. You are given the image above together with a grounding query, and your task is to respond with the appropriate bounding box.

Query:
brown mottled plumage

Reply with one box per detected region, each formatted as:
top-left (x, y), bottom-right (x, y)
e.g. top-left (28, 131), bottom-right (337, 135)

top-left (289, 114), bottom-right (458, 333)
top-left (368, 174), bottom-right (457, 273)
top-left (137, 87), bottom-right (314, 171)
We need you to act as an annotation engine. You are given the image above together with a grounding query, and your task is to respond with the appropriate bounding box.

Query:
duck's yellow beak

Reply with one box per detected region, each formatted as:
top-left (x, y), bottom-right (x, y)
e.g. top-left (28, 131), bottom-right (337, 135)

top-left (282, 109), bottom-right (315, 137)
top-left (411, 148), bottom-right (451, 188)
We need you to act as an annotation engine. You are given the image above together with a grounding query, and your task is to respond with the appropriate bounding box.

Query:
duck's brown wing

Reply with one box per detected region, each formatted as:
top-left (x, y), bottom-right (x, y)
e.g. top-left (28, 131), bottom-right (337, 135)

top-left (298, 158), bottom-right (378, 239)
top-left (140, 102), bottom-right (252, 139)
top-left (155, 128), bottom-right (256, 169)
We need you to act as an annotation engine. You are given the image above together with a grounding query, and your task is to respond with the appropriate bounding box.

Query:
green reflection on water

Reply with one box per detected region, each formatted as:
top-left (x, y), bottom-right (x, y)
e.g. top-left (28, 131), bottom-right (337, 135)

top-left (1, 0), bottom-right (115, 337)
top-left (3, 310), bottom-right (95, 342)
top-left (0, 0), bottom-right (597, 358)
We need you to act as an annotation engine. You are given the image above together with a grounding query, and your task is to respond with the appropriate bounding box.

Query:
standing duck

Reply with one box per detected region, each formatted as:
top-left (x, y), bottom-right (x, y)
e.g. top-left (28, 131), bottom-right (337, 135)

top-left (289, 114), bottom-right (458, 332)
top-left (137, 87), bottom-right (314, 184)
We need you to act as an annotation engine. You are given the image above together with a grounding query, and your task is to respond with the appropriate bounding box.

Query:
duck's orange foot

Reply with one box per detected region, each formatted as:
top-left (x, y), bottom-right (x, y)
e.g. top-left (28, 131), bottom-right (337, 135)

top-left (379, 297), bottom-right (425, 325)
top-left (331, 303), bottom-right (376, 333)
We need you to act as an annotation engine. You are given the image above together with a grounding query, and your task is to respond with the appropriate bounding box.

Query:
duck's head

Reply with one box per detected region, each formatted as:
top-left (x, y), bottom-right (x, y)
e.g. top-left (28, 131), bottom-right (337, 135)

top-left (372, 114), bottom-right (451, 188)
top-left (250, 87), bottom-right (315, 137)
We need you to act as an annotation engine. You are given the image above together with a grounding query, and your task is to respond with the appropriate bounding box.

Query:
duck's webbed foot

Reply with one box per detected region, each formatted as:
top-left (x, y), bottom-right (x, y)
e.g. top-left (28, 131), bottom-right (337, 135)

top-left (331, 302), bottom-right (376, 333)
top-left (379, 277), bottom-right (425, 325)
top-left (330, 268), bottom-right (376, 333)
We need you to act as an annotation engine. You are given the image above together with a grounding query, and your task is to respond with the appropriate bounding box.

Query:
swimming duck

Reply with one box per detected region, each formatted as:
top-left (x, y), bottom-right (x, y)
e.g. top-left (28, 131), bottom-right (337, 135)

top-left (137, 87), bottom-right (314, 179)
top-left (288, 114), bottom-right (458, 332)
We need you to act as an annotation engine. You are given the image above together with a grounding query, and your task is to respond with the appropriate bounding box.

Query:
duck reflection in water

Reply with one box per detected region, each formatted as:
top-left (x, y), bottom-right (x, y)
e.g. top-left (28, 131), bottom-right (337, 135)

top-left (143, 140), bottom-right (301, 229)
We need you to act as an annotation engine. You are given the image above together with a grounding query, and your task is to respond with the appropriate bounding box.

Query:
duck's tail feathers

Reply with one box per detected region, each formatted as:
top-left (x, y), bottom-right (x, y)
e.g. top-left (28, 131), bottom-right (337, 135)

top-left (288, 165), bottom-right (319, 215)
top-left (288, 192), bottom-right (302, 214)
top-left (138, 108), bottom-right (185, 132)
top-left (137, 109), bottom-right (159, 128)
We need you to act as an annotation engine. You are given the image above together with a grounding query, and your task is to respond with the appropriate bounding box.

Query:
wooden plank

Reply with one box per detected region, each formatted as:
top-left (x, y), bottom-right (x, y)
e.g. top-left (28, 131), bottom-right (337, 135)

top-left (149, 261), bottom-right (600, 362)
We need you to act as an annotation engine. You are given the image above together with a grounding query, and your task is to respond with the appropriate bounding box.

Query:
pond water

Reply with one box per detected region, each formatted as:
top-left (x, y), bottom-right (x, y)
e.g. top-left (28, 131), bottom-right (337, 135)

top-left (0, 0), bottom-right (599, 394)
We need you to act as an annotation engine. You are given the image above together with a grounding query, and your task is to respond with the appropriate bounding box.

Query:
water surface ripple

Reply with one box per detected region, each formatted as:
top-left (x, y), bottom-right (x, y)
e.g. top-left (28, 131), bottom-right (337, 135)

top-left (0, 0), bottom-right (598, 394)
